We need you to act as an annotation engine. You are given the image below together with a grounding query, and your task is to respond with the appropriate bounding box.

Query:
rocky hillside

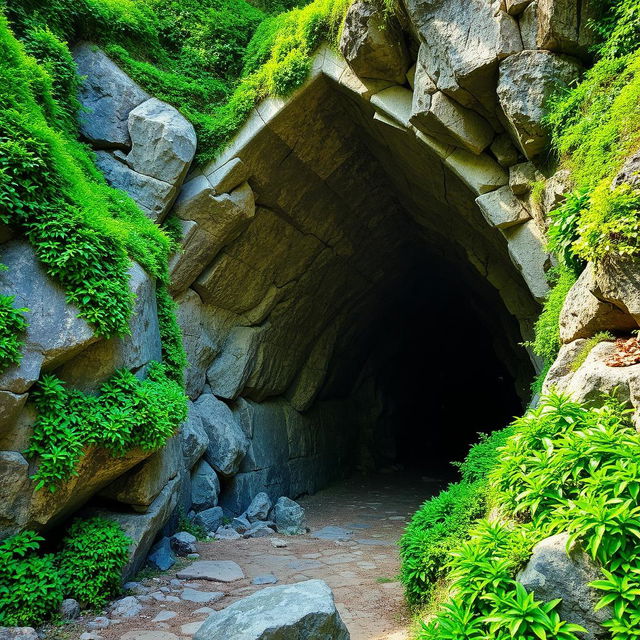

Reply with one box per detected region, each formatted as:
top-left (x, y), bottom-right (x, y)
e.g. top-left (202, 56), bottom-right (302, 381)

top-left (2, 0), bottom-right (640, 636)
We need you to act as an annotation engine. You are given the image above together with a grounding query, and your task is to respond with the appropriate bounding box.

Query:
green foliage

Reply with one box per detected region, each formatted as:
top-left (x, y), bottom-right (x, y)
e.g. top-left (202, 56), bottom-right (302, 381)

top-left (547, 189), bottom-right (589, 272)
top-left (571, 331), bottom-right (615, 371)
top-left (527, 266), bottom-right (577, 364)
top-left (156, 283), bottom-right (187, 385)
top-left (177, 509), bottom-right (208, 541)
top-left (0, 18), bottom-right (172, 340)
top-left (490, 392), bottom-right (640, 640)
top-left (59, 517), bottom-right (130, 607)
top-left (0, 263), bottom-right (28, 371)
top-left (400, 429), bottom-right (512, 606)
top-left (26, 362), bottom-right (187, 491)
top-left (0, 530), bottom-right (63, 626)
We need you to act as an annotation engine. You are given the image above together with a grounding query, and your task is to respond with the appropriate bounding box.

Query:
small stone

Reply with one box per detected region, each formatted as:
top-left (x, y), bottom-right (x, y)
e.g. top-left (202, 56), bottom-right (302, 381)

top-left (88, 616), bottom-right (110, 630)
top-left (80, 634), bottom-right (101, 640)
top-left (214, 525), bottom-right (242, 540)
top-left (177, 560), bottom-right (245, 582)
top-left (181, 621), bottom-right (206, 636)
top-left (274, 496), bottom-right (306, 535)
top-left (170, 579), bottom-right (183, 587)
top-left (193, 607), bottom-right (216, 615)
top-left (245, 492), bottom-right (272, 522)
top-left (148, 537), bottom-right (176, 571)
top-left (231, 514), bottom-right (251, 533)
top-left (243, 521), bottom-right (276, 538)
top-left (160, 586), bottom-right (171, 593)
top-left (110, 596), bottom-right (143, 619)
top-left (311, 526), bottom-right (354, 541)
top-left (181, 588), bottom-right (225, 604)
top-left (149, 590), bottom-right (167, 601)
top-left (0, 630), bottom-right (39, 640)
top-left (271, 538), bottom-right (288, 548)
top-left (60, 598), bottom-right (80, 620)
top-left (165, 595), bottom-right (181, 603)
top-left (124, 581), bottom-right (148, 594)
top-left (170, 531), bottom-right (198, 556)
top-left (188, 552), bottom-right (201, 558)
top-left (252, 574), bottom-right (278, 585)
top-left (153, 611), bottom-right (178, 622)
top-left (193, 506), bottom-right (224, 533)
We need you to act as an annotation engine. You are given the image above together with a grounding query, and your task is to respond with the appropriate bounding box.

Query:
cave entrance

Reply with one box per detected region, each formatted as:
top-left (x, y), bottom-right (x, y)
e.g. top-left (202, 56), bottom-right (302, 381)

top-left (354, 253), bottom-right (526, 481)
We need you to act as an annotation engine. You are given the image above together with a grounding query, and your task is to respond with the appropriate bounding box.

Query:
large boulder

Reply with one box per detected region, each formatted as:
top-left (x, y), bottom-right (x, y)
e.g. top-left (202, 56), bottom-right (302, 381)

top-left (0, 452), bottom-right (31, 538)
top-left (518, 533), bottom-right (610, 639)
top-left (56, 263), bottom-right (161, 392)
top-left (191, 459), bottom-right (221, 512)
top-left (94, 151), bottom-right (177, 222)
top-left (99, 436), bottom-right (182, 511)
top-left (476, 186), bottom-right (531, 229)
top-left (0, 240), bottom-right (97, 402)
top-left (179, 401), bottom-right (210, 469)
top-left (592, 256), bottom-right (640, 325)
top-left (245, 492), bottom-right (272, 523)
top-left (339, 0), bottom-right (409, 84)
top-left (169, 179), bottom-right (256, 295)
top-left (193, 580), bottom-right (349, 640)
top-left (194, 394), bottom-right (249, 477)
top-left (498, 51), bottom-right (582, 159)
top-left (560, 263), bottom-right (637, 343)
top-left (126, 98), bottom-right (197, 186)
top-left (405, 0), bottom-right (522, 114)
top-left (73, 43), bottom-right (149, 149)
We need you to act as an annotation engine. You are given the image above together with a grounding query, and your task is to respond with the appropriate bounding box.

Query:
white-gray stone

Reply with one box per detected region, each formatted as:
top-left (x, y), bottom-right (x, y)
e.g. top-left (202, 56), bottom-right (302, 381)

top-left (214, 525), bottom-right (242, 540)
top-left (195, 394), bottom-right (249, 477)
top-left (193, 580), bottom-right (349, 640)
top-left (498, 51), bottom-right (582, 159)
top-left (126, 98), bottom-right (196, 186)
top-left (181, 588), bottom-right (224, 604)
top-left (59, 598), bottom-right (80, 620)
top-left (193, 506), bottom-right (224, 533)
top-left (177, 560), bottom-right (245, 583)
top-left (274, 497), bottom-right (306, 535)
top-left (73, 43), bottom-right (149, 148)
top-left (245, 492), bottom-right (272, 523)
top-left (110, 596), bottom-right (142, 618)
top-left (180, 402), bottom-right (210, 469)
top-left (171, 531), bottom-right (198, 556)
top-left (476, 186), bottom-right (531, 229)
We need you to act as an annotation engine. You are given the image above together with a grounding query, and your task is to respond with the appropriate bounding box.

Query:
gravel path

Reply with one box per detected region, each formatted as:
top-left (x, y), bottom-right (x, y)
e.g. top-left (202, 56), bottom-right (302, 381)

top-left (73, 472), bottom-right (440, 640)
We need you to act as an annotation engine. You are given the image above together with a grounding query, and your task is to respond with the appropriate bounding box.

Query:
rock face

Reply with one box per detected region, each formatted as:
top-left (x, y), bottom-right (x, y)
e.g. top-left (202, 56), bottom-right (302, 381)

top-left (339, 0), bottom-right (409, 84)
top-left (498, 51), bottom-right (582, 159)
top-left (73, 43), bottom-right (149, 148)
top-left (518, 533), bottom-right (610, 640)
top-left (193, 580), bottom-right (349, 640)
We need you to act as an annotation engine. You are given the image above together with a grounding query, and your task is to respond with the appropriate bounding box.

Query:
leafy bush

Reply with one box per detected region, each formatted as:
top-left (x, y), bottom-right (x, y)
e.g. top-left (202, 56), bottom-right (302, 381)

top-left (0, 264), bottom-right (28, 371)
top-left (27, 362), bottom-right (187, 490)
top-left (0, 530), bottom-right (63, 626)
top-left (59, 517), bottom-right (130, 607)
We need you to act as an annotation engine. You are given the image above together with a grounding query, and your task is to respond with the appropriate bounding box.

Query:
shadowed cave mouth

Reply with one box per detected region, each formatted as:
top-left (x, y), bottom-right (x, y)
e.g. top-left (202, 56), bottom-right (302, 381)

top-left (319, 251), bottom-right (529, 483)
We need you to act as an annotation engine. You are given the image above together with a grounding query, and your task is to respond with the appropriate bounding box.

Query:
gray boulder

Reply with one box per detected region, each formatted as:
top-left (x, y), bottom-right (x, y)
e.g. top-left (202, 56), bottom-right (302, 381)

top-left (498, 51), bottom-right (582, 159)
top-left (147, 536), bottom-right (176, 571)
top-left (195, 394), bottom-right (249, 477)
top-left (0, 629), bottom-right (39, 640)
top-left (94, 151), bottom-right (177, 222)
top-left (179, 402), bottom-right (210, 469)
top-left (518, 533), bottom-right (610, 639)
top-left (110, 595), bottom-right (143, 618)
top-left (560, 263), bottom-right (637, 343)
top-left (0, 240), bottom-right (97, 396)
top-left (170, 531), bottom-right (198, 556)
top-left (59, 598), bottom-right (81, 620)
top-left (193, 579), bottom-right (349, 640)
top-left (593, 256), bottom-right (640, 325)
top-left (191, 459), bottom-right (220, 512)
top-left (73, 43), bottom-right (149, 148)
top-left (243, 521), bottom-right (276, 538)
top-left (274, 497), bottom-right (306, 535)
top-left (476, 186), bottom-right (531, 229)
top-left (405, 0), bottom-right (522, 114)
top-left (193, 506), bottom-right (224, 533)
top-left (245, 492), bottom-right (272, 523)
top-left (339, 0), bottom-right (409, 84)
top-left (126, 98), bottom-right (196, 186)
top-left (215, 525), bottom-right (242, 540)
top-left (232, 514), bottom-right (251, 533)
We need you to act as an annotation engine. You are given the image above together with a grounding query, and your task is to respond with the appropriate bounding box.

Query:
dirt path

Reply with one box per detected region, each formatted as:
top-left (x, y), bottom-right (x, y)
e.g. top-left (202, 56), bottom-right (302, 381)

top-left (82, 473), bottom-right (439, 640)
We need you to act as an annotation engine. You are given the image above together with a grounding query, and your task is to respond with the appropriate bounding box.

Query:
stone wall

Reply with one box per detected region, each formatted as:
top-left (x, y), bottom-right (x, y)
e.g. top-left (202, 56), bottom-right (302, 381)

top-left (0, 0), bottom-right (605, 574)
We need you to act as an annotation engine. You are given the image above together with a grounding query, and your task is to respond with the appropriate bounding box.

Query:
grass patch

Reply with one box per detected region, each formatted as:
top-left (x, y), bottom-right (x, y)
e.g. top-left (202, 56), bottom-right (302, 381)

top-left (571, 331), bottom-right (615, 371)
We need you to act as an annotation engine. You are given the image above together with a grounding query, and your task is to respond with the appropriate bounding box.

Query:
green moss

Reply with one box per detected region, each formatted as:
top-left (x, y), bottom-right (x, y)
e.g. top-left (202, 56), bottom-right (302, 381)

top-left (156, 284), bottom-right (187, 385)
top-left (26, 362), bottom-right (187, 491)
top-left (570, 331), bottom-right (615, 371)
top-left (0, 264), bottom-right (28, 371)
top-left (527, 266), bottom-right (577, 364)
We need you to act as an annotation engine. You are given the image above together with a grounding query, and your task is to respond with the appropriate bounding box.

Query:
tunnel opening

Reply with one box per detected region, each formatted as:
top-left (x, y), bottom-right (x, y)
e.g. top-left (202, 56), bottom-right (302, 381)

top-left (318, 249), bottom-right (531, 485)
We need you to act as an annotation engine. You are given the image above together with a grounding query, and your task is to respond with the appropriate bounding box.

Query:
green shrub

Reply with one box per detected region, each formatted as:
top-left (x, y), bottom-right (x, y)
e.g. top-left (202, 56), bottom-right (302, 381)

top-left (59, 517), bottom-right (130, 608)
top-left (453, 427), bottom-right (516, 485)
top-left (26, 362), bottom-right (187, 490)
top-left (0, 530), bottom-right (63, 626)
top-left (0, 264), bottom-right (28, 371)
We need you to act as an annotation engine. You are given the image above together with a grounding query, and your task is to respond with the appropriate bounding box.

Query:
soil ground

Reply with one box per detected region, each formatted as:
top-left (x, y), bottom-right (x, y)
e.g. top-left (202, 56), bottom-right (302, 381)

top-left (55, 472), bottom-right (441, 640)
